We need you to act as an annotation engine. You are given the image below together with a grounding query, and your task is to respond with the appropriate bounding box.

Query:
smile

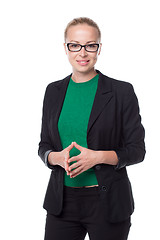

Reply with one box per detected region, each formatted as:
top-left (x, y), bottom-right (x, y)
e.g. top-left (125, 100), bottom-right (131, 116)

top-left (76, 60), bottom-right (90, 66)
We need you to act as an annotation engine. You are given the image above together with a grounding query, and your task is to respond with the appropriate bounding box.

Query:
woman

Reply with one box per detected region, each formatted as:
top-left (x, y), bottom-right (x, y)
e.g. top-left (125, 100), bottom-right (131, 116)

top-left (38, 17), bottom-right (145, 240)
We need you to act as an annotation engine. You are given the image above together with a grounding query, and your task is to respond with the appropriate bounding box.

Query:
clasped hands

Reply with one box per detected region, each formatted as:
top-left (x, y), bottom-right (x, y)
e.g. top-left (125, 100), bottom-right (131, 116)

top-left (48, 142), bottom-right (118, 178)
top-left (48, 142), bottom-right (98, 178)
top-left (65, 142), bottom-right (98, 178)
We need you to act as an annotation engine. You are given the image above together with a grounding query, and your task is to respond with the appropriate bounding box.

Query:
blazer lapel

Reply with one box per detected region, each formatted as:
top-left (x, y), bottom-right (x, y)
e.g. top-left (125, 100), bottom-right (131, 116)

top-left (53, 74), bottom-right (71, 150)
top-left (87, 71), bottom-right (113, 135)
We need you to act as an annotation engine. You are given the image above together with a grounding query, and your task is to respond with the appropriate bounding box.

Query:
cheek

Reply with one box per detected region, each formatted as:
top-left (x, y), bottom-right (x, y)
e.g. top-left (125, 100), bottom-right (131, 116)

top-left (67, 53), bottom-right (77, 62)
top-left (92, 54), bottom-right (98, 62)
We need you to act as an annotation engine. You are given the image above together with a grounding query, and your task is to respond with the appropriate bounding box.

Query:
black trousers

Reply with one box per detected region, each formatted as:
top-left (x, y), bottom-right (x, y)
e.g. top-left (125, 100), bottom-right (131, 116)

top-left (44, 186), bottom-right (131, 240)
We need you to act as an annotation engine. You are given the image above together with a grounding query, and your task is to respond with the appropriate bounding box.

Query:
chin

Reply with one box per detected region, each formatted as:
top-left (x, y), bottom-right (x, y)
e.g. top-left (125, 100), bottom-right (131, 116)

top-left (74, 65), bottom-right (95, 74)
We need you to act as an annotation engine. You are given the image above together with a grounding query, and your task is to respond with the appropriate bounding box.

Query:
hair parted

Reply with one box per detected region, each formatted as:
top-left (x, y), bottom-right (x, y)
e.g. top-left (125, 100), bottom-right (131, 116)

top-left (64, 17), bottom-right (101, 42)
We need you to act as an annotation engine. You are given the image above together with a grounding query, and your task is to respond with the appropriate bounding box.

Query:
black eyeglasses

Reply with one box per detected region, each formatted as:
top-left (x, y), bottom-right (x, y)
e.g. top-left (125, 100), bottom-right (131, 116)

top-left (66, 43), bottom-right (100, 52)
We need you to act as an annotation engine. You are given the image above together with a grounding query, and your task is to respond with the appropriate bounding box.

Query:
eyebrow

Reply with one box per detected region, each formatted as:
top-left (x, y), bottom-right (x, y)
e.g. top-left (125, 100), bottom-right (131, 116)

top-left (69, 40), bottom-right (97, 44)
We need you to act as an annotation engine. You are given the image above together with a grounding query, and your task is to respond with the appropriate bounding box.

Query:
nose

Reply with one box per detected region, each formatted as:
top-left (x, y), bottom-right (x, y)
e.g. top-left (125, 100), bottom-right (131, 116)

top-left (79, 46), bottom-right (87, 57)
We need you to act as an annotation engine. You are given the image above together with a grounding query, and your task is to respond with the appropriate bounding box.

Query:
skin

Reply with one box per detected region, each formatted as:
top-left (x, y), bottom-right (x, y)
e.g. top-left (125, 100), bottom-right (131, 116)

top-left (64, 24), bottom-right (102, 83)
top-left (48, 24), bottom-right (118, 183)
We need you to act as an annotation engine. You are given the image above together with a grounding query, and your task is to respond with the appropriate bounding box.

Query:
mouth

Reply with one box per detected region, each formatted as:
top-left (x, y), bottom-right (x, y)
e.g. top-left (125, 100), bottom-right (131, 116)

top-left (76, 60), bottom-right (90, 66)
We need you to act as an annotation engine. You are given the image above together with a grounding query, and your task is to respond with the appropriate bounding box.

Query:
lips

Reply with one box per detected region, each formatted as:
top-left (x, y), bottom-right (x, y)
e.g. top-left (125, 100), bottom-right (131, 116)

top-left (76, 60), bottom-right (90, 66)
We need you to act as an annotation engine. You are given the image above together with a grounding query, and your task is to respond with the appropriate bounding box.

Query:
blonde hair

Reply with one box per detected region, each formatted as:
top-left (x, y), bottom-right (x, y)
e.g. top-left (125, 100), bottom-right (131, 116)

top-left (64, 17), bottom-right (101, 42)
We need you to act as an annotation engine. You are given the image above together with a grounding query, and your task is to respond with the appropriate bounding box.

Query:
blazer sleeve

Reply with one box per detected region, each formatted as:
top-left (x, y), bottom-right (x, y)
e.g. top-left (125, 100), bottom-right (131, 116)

top-left (115, 84), bottom-right (146, 170)
top-left (38, 85), bottom-right (55, 169)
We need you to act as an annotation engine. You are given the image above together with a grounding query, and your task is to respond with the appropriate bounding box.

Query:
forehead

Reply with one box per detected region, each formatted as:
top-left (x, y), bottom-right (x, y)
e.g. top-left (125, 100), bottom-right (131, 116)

top-left (66, 24), bottom-right (99, 43)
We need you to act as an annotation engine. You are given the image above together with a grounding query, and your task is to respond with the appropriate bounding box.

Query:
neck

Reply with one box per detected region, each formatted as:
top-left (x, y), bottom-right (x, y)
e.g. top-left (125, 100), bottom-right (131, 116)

top-left (71, 69), bottom-right (97, 83)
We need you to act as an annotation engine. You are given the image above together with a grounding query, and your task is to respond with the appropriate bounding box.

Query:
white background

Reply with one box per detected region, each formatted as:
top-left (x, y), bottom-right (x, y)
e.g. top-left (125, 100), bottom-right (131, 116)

top-left (0, 0), bottom-right (159, 239)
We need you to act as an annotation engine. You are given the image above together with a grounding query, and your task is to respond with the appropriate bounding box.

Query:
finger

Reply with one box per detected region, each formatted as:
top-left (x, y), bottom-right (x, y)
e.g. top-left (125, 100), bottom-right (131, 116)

top-left (70, 167), bottom-right (83, 178)
top-left (64, 147), bottom-right (72, 166)
top-left (66, 142), bottom-right (74, 151)
top-left (64, 156), bottom-right (69, 171)
top-left (66, 166), bottom-right (70, 175)
top-left (68, 155), bottom-right (80, 163)
top-left (66, 170), bottom-right (70, 175)
top-left (73, 142), bottom-right (83, 151)
top-left (68, 161), bottom-right (81, 172)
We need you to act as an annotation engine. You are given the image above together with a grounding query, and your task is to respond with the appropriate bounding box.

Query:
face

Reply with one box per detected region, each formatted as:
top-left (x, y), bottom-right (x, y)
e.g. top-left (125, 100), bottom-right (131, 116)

top-left (64, 24), bottom-right (101, 76)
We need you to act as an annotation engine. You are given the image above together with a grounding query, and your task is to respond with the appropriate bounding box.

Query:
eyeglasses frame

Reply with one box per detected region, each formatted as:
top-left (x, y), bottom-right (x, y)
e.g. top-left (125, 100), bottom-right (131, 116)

top-left (66, 43), bottom-right (100, 52)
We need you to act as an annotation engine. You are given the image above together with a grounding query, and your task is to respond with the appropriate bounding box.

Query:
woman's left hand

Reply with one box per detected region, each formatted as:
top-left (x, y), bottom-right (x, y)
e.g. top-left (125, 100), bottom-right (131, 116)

top-left (67, 142), bottom-right (98, 178)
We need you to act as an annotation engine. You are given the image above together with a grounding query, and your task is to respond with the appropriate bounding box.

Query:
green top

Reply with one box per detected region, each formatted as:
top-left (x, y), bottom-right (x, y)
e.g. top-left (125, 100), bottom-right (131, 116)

top-left (58, 74), bottom-right (99, 187)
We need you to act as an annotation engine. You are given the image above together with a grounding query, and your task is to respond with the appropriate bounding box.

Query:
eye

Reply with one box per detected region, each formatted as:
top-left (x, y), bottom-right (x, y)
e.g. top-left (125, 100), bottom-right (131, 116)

top-left (86, 44), bottom-right (99, 52)
top-left (87, 44), bottom-right (97, 48)
top-left (68, 43), bottom-right (81, 51)
top-left (70, 44), bottom-right (80, 48)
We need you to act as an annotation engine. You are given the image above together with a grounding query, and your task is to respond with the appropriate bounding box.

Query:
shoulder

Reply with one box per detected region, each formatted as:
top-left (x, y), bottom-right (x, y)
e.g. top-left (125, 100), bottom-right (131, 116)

top-left (99, 72), bottom-right (139, 109)
top-left (111, 77), bottom-right (134, 95)
top-left (45, 74), bottom-right (71, 96)
top-left (47, 74), bottom-right (70, 90)
top-left (99, 70), bottom-right (135, 96)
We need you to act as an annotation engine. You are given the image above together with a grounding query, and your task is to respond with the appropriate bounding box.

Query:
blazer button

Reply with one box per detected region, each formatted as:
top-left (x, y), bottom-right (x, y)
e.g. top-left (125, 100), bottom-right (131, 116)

top-left (95, 165), bottom-right (101, 170)
top-left (102, 186), bottom-right (107, 191)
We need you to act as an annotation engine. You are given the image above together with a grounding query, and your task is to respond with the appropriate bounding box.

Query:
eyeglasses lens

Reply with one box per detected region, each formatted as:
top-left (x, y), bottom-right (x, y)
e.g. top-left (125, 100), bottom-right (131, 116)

top-left (68, 44), bottom-right (81, 52)
top-left (86, 44), bottom-right (99, 52)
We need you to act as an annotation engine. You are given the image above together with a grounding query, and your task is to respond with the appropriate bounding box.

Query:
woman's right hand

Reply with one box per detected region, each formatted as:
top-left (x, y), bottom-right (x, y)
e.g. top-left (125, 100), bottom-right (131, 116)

top-left (48, 142), bottom-right (74, 174)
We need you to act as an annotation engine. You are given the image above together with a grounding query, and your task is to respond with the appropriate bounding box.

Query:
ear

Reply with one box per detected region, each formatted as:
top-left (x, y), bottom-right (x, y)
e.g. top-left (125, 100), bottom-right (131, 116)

top-left (98, 43), bottom-right (102, 56)
top-left (64, 43), bottom-right (68, 55)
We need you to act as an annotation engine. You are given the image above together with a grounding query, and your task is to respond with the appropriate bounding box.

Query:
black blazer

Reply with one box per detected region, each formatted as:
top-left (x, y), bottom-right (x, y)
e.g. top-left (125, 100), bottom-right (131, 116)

top-left (38, 70), bottom-right (145, 223)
